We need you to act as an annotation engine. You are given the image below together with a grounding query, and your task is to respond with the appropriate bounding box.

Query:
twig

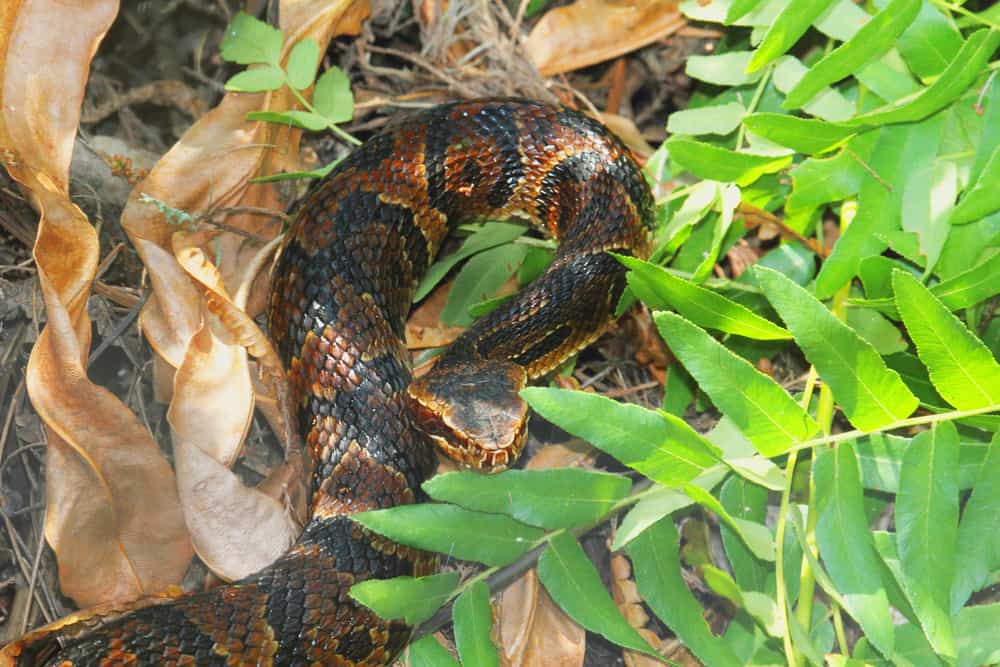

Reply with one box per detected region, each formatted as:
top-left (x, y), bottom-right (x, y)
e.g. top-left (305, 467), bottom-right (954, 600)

top-left (87, 290), bottom-right (151, 368)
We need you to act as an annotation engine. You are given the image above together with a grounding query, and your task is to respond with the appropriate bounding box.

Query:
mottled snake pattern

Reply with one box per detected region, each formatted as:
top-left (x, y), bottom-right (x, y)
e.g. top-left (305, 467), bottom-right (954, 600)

top-left (2, 99), bottom-right (653, 666)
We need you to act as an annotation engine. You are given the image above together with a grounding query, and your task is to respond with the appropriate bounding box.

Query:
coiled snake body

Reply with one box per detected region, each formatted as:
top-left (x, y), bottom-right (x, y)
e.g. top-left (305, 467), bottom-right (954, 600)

top-left (3, 99), bottom-right (653, 666)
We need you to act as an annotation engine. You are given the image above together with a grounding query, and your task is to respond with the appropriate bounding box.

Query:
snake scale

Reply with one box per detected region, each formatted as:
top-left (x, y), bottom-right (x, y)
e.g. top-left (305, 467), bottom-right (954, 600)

top-left (2, 99), bottom-right (653, 666)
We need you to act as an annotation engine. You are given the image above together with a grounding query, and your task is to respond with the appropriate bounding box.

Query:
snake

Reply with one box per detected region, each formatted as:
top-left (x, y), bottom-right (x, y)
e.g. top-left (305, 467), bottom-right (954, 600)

top-left (2, 98), bottom-right (653, 666)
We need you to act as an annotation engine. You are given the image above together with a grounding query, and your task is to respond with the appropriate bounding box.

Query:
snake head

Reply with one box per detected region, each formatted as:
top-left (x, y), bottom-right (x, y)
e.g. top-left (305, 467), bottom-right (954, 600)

top-left (407, 359), bottom-right (529, 472)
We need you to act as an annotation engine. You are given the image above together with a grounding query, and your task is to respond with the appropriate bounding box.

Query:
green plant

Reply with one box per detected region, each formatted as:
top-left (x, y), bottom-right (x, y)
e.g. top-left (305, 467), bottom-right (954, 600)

top-left (219, 11), bottom-right (358, 180)
top-left (345, 1), bottom-right (1000, 666)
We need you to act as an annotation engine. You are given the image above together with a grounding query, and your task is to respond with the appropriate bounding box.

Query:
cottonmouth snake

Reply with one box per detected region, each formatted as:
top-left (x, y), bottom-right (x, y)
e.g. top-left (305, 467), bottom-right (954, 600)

top-left (2, 99), bottom-right (653, 666)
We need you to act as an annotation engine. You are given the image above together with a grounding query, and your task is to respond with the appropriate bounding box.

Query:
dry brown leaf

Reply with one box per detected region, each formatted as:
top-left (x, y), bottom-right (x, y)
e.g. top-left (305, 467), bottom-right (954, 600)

top-left (0, 0), bottom-right (193, 606)
top-left (169, 237), bottom-right (304, 579)
top-left (498, 569), bottom-right (585, 667)
top-left (525, 0), bottom-right (685, 76)
top-left (610, 554), bottom-right (674, 667)
top-left (406, 279), bottom-right (466, 351)
top-left (115, 0), bottom-right (371, 581)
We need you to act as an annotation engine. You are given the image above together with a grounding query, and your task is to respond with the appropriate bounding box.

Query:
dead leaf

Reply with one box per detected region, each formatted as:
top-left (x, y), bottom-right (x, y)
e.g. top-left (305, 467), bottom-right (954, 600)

top-left (0, 0), bottom-right (193, 606)
top-left (525, 0), bottom-right (685, 76)
top-left (117, 0), bottom-right (371, 582)
top-left (406, 279), bottom-right (466, 351)
top-left (498, 569), bottom-right (585, 667)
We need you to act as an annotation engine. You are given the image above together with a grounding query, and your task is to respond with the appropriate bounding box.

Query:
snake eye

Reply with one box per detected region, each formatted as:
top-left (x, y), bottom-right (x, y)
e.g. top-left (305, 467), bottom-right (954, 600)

top-left (406, 359), bottom-right (529, 472)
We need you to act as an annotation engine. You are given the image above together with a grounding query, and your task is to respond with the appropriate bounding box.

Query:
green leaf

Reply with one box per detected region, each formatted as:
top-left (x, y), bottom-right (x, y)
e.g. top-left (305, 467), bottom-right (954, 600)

top-left (815, 124), bottom-right (908, 297)
top-left (538, 532), bottom-right (661, 658)
top-left (897, 111), bottom-right (953, 272)
top-left (617, 255), bottom-right (791, 340)
top-left (893, 270), bottom-right (1000, 409)
top-left (415, 223), bottom-right (527, 302)
top-left (520, 387), bottom-right (722, 486)
top-left (423, 469), bottom-right (631, 530)
top-left (756, 266), bottom-right (917, 430)
top-left (686, 51), bottom-right (764, 86)
top-left (725, 0), bottom-right (766, 24)
top-left (856, 432), bottom-right (990, 494)
top-left (951, 432), bottom-right (1000, 613)
top-left (628, 518), bottom-right (743, 667)
top-left (746, 0), bottom-right (837, 72)
top-left (286, 38), bottom-right (320, 90)
top-left (845, 307), bottom-right (906, 356)
top-left (453, 581), bottom-right (499, 667)
top-left (783, 0), bottom-right (920, 109)
top-left (224, 65), bottom-right (285, 93)
top-left (813, 442), bottom-right (895, 658)
top-left (251, 157), bottom-right (340, 182)
top-left (666, 137), bottom-right (792, 187)
top-left (968, 77), bottom-right (1000, 189)
top-left (786, 137), bottom-right (870, 213)
top-left (612, 486), bottom-right (693, 552)
top-left (846, 29), bottom-right (1000, 128)
top-left (313, 66), bottom-right (354, 124)
top-left (691, 184), bottom-right (741, 283)
top-left (667, 102), bottom-right (745, 136)
top-left (772, 55), bottom-right (855, 122)
top-left (951, 145), bottom-right (1000, 224)
top-left (246, 110), bottom-right (327, 131)
top-left (349, 572), bottom-right (459, 625)
top-left (956, 603), bottom-right (1000, 667)
top-left (895, 422), bottom-right (959, 659)
top-left (407, 636), bottom-right (461, 667)
top-left (220, 11), bottom-right (283, 66)
top-left (441, 244), bottom-right (528, 326)
top-left (742, 113), bottom-right (856, 155)
top-left (684, 483), bottom-right (776, 561)
top-left (353, 505), bottom-right (544, 567)
top-left (890, 0), bottom-right (962, 79)
top-left (719, 476), bottom-right (769, 592)
top-left (653, 311), bottom-right (819, 456)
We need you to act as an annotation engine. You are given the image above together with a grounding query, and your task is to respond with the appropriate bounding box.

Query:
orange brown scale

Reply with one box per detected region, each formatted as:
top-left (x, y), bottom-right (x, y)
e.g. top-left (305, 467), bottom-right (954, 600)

top-left (1, 99), bottom-right (652, 666)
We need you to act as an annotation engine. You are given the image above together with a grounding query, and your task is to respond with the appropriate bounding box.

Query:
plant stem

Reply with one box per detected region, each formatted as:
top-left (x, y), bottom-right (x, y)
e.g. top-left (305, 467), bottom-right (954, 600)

top-left (930, 0), bottom-right (1000, 29)
top-left (736, 64), bottom-right (774, 150)
top-left (284, 77), bottom-right (362, 146)
top-left (776, 367), bottom-right (818, 667)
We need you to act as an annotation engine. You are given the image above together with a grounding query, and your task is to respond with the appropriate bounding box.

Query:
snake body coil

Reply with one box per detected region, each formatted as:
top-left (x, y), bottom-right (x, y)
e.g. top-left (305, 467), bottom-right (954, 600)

top-left (3, 99), bottom-right (653, 666)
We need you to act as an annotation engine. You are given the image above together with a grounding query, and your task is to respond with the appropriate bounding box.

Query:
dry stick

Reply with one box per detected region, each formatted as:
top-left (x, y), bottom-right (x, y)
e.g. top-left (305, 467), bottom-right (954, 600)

top-left (0, 506), bottom-right (53, 626)
top-left (87, 289), bottom-right (150, 368)
top-left (412, 477), bottom-right (654, 640)
top-left (20, 526), bottom-right (48, 634)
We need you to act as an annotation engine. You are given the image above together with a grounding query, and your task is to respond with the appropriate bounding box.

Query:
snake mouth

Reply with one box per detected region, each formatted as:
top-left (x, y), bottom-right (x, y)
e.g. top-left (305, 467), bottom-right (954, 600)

top-left (406, 360), bottom-right (530, 472)
top-left (407, 392), bottom-right (528, 472)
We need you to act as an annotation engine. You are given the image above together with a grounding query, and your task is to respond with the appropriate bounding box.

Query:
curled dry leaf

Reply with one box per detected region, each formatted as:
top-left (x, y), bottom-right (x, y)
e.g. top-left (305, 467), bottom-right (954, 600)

top-left (117, 0), bottom-right (371, 581)
top-left (525, 0), bottom-right (685, 76)
top-left (169, 237), bottom-right (305, 579)
top-left (0, 0), bottom-right (192, 605)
